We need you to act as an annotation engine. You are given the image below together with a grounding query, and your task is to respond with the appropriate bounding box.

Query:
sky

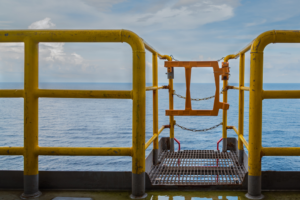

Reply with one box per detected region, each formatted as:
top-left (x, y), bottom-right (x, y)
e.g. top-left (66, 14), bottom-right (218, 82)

top-left (1, 0), bottom-right (300, 83)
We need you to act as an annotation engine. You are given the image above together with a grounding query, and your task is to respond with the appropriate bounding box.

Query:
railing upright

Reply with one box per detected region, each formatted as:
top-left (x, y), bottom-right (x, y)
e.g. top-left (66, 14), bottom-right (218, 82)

top-left (152, 53), bottom-right (159, 164)
top-left (23, 39), bottom-right (41, 198)
top-left (167, 57), bottom-right (175, 152)
top-left (238, 53), bottom-right (245, 165)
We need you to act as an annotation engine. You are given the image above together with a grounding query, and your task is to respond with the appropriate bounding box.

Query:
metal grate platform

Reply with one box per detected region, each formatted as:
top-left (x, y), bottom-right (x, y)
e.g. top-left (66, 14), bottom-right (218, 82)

top-left (148, 150), bottom-right (247, 185)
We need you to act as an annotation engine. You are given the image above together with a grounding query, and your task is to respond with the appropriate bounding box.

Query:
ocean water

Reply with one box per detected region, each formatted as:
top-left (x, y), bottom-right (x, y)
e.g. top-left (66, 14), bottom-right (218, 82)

top-left (0, 82), bottom-right (300, 171)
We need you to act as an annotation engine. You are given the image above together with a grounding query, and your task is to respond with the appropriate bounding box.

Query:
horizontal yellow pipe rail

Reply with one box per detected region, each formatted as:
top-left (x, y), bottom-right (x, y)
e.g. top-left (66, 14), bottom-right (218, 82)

top-left (263, 90), bottom-right (300, 99)
top-left (227, 86), bottom-right (239, 90)
top-left (145, 125), bottom-right (167, 150)
top-left (38, 147), bottom-right (132, 156)
top-left (143, 40), bottom-right (171, 60)
top-left (0, 90), bottom-right (24, 98)
top-left (145, 135), bottom-right (158, 150)
top-left (227, 126), bottom-right (249, 150)
top-left (0, 147), bottom-right (24, 155)
top-left (146, 86), bottom-right (168, 91)
top-left (262, 147), bottom-right (300, 156)
top-left (241, 86), bottom-right (250, 91)
top-left (227, 86), bottom-right (249, 91)
top-left (224, 43), bottom-right (252, 61)
top-left (36, 89), bottom-right (133, 99)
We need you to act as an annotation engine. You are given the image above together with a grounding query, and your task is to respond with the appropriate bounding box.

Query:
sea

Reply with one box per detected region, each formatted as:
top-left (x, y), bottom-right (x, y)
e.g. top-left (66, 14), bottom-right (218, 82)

top-left (0, 82), bottom-right (300, 172)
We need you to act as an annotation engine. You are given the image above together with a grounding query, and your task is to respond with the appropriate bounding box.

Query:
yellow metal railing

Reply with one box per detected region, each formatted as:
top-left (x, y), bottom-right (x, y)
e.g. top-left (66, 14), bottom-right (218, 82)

top-left (223, 30), bottom-right (300, 198)
top-left (0, 29), bottom-right (170, 198)
top-left (143, 40), bottom-right (171, 160)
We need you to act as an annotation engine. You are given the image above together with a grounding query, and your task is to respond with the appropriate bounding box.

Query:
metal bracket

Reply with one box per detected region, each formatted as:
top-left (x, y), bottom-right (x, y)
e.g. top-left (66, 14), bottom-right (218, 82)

top-left (167, 67), bottom-right (174, 79)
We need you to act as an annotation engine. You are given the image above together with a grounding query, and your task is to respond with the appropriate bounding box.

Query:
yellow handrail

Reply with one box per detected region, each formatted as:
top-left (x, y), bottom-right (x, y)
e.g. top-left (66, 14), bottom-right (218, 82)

top-left (224, 30), bottom-right (300, 197)
top-left (145, 86), bottom-right (168, 91)
top-left (0, 29), bottom-right (170, 197)
top-left (226, 126), bottom-right (249, 150)
top-left (145, 125), bottom-right (167, 150)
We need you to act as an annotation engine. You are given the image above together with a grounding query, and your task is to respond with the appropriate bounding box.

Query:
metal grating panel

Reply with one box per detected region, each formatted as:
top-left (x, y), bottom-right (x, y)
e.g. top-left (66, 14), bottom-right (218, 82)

top-left (148, 150), bottom-right (246, 185)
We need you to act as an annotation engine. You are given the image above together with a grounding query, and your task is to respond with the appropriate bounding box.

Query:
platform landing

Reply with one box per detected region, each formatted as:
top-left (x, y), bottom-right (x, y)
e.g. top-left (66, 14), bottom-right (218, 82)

top-left (148, 150), bottom-right (247, 185)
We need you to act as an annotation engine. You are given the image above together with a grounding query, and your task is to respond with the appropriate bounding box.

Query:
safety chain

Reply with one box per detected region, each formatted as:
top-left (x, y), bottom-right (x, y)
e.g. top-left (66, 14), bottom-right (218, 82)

top-left (170, 55), bottom-right (225, 62)
top-left (170, 55), bottom-right (179, 61)
top-left (175, 122), bottom-right (223, 132)
top-left (217, 57), bottom-right (224, 62)
top-left (173, 89), bottom-right (225, 101)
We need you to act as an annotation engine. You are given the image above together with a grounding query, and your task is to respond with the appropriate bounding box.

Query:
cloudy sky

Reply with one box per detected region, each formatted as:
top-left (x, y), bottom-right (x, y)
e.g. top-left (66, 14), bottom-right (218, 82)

top-left (1, 0), bottom-right (300, 83)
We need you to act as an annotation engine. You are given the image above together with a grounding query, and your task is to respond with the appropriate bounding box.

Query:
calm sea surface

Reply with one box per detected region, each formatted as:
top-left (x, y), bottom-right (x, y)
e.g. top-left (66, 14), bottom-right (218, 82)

top-left (0, 83), bottom-right (300, 171)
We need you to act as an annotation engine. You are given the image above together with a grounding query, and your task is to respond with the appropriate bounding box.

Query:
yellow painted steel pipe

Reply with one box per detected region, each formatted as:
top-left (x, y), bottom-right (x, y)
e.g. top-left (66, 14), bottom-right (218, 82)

top-left (0, 147), bottom-right (24, 155)
top-left (152, 52), bottom-right (159, 152)
top-left (238, 53), bottom-right (245, 151)
top-left (38, 147), bottom-right (132, 156)
top-left (222, 79), bottom-right (228, 151)
top-left (241, 86), bottom-right (249, 91)
top-left (0, 90), bottom-right (24, 98)
top-left (262, 147), bottom-right (300, 156)
top-left (160, 55), bottom-right (172, 61)
top-left (0, 29), bottom-right (151, 197)
top-left (237, 43), bottom-right (252, 56)
top-left (228, 86), bottom-right (240, 90)
top-left (227, 126), bottom-right (249, 150)
top-left (158, 125), bottom-right (166, 135)
top-left (145, 134), bottom-right (158, 150)
top-left (223, 30), bottom-right (300, 62)
top-left (227, 86), bottom-right (249, 91)
top-left (36, 89), bottom-right (133, 99)
top-left (224, 54), bottom-right (236, 62)
top-left (145, 125), bottom-right (166, 150)
top-left (223, 43), bottom-right (252, 60)
top-left (0, 30), bottom-right (124, 43)
top-left (252, 30), bottom-right (300, 53)
top-left (143, 40), bottom-right (161, 56)
top-left (249, 50), bottom-right (264, 177)
top-left (167, 56), bottom-right (175, 150)
top-left (146, 86), bottom-right (168, 91)
top-left (129, 31), bottom-right (146, 182)
top-left (263, 90), bottom-right (300, 99)
top-left (24, 38), bottom-right (39, 176)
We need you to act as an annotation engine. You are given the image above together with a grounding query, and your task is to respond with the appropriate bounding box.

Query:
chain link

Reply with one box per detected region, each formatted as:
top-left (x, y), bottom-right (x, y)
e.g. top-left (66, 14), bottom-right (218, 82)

top-left (170, 55), bottom-right (224, 62)
top-left (217, 57), bottom-right (224, 62)
top-left (173, 89), bottom-right (225, 101)
top-left (170, 55), bottom-right (179, 61)
top-left (175, 122), bottom-right (223, 132)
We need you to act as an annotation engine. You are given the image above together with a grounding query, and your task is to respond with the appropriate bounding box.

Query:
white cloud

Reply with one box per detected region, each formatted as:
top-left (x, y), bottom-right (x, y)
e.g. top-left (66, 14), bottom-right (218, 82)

top-left (28, 17), bottom-right (55, 29)
top-left (0, 18), bottom-right (88, 81)
top-left (98, 0), bottom-right (238, 30)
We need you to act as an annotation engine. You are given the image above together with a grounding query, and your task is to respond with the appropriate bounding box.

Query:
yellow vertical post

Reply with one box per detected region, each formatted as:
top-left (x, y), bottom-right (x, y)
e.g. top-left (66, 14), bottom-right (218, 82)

top-left (246, 50), bottom-right (264, 199)
top-left (152, 53), bottom-right (159, 164)
top-left (22, 39), bottom-right (41, 198)
top-left (238, 53), bottom-right (245, 165)
top-left (131, 38), bottom-right (146, 198)
top-left (222, 74), bottom-right (228, 152)
top-left (167, 56), bottom-right (174, 152)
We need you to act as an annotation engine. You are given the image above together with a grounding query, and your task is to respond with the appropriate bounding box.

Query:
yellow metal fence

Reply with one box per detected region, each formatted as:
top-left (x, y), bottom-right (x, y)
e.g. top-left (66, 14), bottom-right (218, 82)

top-left (0, 29), bottom-right (170, 197)
top-left (223, 30), bottom-right (300, 198)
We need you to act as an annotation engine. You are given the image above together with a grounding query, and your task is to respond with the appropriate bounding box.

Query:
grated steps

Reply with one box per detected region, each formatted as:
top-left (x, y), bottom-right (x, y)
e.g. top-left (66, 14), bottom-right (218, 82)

top-left (148, 150), bottom-right (247, 185)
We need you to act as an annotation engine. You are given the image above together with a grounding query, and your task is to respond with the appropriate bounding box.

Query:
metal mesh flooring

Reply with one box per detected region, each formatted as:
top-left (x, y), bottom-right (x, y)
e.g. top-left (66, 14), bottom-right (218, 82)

top-left (148, 150), bottom-right (247, 185)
